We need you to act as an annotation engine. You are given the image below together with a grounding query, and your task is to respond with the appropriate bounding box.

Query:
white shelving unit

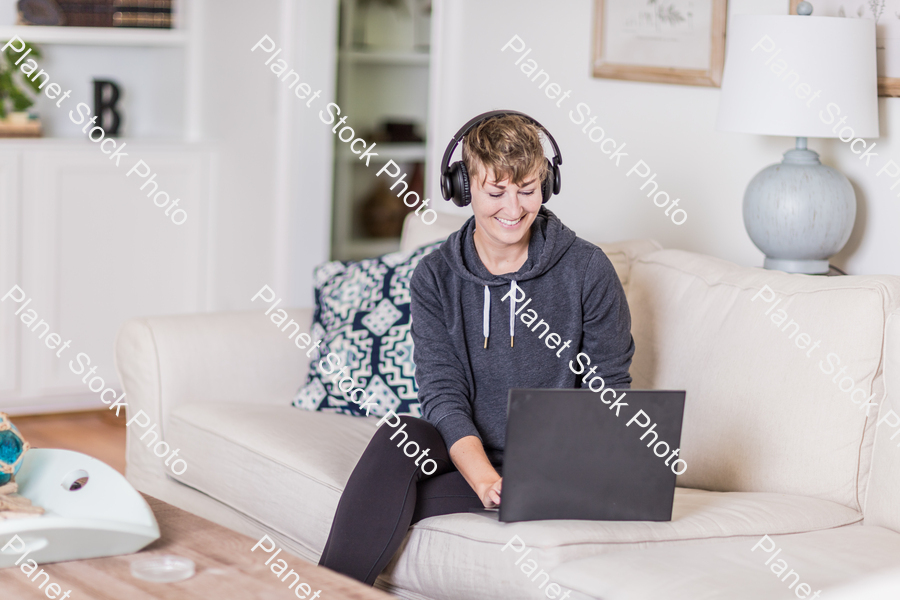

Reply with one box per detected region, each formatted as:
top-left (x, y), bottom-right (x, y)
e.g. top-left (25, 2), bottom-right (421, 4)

top-left (331, 0), bottom-right (432, 261)
top-left (0, 0), bottom-right (201, 141)
top-left (340, 49), bottom-right (429, 66)
top-left (337, 141), bottom-right (427, 162)
top-left (0, 25), bottom-right (187, 46)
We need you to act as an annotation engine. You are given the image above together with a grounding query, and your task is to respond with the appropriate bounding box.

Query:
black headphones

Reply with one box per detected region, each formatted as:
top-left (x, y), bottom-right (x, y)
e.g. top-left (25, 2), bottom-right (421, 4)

top-left (440, 110), bottom-right (563, 208)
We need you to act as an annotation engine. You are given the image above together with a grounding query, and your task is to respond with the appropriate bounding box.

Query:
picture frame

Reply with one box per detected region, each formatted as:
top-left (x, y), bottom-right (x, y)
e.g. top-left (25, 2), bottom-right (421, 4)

top-left (592, 0), bottom-right (728, 87)
top-left (790, 0), bottom-right (900, 97)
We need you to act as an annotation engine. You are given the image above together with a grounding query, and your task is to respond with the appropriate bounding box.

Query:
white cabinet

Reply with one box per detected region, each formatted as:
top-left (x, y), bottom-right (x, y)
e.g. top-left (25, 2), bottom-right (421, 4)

top-left (2, 142), bottom-right (211, 414)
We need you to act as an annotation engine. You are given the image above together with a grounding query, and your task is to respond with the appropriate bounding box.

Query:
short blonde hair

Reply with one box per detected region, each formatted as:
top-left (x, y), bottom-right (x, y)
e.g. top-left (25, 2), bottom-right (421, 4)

top-left (462, 114), bottom-right (547, 188)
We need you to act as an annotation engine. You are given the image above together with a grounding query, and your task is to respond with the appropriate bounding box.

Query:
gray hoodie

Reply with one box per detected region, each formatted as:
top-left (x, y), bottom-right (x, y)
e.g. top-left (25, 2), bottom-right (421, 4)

top-left (409, 206), bottom-right (634, 464)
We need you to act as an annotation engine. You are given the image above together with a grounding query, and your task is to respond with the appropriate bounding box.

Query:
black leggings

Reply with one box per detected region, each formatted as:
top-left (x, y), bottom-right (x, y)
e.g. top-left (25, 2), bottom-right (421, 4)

top-left (318, 416), bottom-right (487, 585)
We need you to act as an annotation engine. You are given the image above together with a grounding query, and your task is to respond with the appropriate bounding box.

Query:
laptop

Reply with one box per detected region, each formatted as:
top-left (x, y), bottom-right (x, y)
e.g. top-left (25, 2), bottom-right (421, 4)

top-left (497, 388), bottom-right (686, 523)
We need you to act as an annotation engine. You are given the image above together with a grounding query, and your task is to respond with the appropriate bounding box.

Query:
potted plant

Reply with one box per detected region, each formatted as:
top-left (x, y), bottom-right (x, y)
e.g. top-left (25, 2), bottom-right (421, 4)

top-left (0, 39), bottom-right (42, 136)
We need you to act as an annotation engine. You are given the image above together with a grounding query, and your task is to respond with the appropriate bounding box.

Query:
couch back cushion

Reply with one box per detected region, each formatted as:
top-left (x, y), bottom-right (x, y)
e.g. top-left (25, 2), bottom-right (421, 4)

top-left (628, 250), bottom-right (900, 511)
top-left (863, 310), bottom-right (900, 530)
top-left (400, 211), bottom-right (468, 252)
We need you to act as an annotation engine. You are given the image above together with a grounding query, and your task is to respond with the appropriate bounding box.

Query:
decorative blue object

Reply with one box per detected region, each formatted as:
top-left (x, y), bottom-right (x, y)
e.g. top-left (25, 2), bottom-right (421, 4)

top-left (0, 413), bottom-right (28, 486)
top-left (293, 242), bottom-right (442, 417)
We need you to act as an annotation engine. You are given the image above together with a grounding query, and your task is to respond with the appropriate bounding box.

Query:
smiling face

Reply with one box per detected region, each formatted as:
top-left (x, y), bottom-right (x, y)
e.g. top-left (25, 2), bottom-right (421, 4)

top-left (470, 166), bottom-right (543, 248)
top-left (460, 114), bottom-right (549, 259)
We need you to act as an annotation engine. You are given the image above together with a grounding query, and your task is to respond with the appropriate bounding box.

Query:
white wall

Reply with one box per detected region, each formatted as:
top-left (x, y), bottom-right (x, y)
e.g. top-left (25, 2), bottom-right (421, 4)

top-left (198, 0), bottom-right (337, 309)
top-left (427, 0), bottom-right (900, 275)
top-left (284, 0), bottom-right (339, 307)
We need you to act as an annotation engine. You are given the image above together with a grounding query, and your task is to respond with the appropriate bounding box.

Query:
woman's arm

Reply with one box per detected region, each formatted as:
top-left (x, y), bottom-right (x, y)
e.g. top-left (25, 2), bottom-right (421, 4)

top-left (410, 262), bottom-right (480, 442)
top-left (581, 249), bottom-right (635, 387)
top-left (449, 436), bottom-right (502, 507)
top-left (411, 261), bottom-right (501, 506)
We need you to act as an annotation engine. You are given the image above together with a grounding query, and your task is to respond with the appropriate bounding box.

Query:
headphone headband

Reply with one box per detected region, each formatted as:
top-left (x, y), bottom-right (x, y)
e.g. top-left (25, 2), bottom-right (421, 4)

top-left (439, 110), bottom-right (563, 182)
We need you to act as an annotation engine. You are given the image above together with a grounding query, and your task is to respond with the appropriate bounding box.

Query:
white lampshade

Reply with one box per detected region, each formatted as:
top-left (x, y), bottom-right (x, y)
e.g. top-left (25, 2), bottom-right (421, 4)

top-left (717, 15), bottom-right (878, 139)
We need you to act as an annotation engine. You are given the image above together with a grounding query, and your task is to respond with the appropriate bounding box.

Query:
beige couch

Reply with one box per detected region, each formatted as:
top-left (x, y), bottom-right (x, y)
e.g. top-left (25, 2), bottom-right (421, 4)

top-left (115, 213), bottom-right (900, 599)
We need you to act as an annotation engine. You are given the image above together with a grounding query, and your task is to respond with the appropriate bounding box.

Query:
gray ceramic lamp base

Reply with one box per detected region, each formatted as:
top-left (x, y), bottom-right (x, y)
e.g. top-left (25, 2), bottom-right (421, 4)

top-left (763, 256), bottom-right (830, 273)
top-left (743, 147), bottom-right (855, 275)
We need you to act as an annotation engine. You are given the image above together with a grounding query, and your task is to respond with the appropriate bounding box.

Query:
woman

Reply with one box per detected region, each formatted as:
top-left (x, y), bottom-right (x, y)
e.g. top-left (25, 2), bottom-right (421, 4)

top-left (318, 111), bottom-right (634, 585)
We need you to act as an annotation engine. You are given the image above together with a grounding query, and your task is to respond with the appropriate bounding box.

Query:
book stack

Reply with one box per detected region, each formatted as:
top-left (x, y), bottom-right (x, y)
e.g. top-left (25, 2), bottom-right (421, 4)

top-left (38, 0), bottom-right (174, 28)
top-left (112, 0), bottom-right (173, 29)
top-left (55, 0), bottom-right (115, 27)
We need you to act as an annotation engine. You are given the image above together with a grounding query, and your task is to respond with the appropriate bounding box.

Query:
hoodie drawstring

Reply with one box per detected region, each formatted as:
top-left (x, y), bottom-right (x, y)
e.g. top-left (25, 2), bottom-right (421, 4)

top-left (483, 286), bottom-right (490, 349)
top-left (509, 281), bottom-right (516, 347)
top-left (483, 282), bottom-right (517, 349)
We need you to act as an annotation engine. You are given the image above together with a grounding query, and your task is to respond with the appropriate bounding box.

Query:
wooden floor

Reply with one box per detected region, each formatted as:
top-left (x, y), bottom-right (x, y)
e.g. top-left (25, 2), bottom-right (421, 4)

top-left (12, 410), bottom-right (127, 474)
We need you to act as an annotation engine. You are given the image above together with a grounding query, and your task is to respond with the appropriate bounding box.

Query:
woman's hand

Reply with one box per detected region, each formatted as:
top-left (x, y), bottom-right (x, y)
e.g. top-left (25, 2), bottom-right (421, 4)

top-left (477, 477), bottom-right (502, 508)
top-left (449, 436), bottom-right (502, 508)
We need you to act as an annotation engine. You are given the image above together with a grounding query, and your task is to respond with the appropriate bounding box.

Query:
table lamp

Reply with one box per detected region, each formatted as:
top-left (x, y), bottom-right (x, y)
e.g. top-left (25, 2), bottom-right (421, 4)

top-left (716, 3), bottom-right (878, 274)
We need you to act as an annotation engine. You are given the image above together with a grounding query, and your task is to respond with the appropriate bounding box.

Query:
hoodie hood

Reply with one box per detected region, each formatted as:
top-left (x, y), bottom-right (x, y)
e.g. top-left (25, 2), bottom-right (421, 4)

top-left (440, 206), bottom-right (578, 287)
top-left (439, 206), bottom-right (578, 349)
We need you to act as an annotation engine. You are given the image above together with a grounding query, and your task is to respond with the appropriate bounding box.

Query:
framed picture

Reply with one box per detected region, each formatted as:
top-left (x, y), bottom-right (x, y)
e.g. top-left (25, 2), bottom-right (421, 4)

top-left (592, 0), bottom-right (727, 87)
top-left (790, 0), bottom-right (900, 97)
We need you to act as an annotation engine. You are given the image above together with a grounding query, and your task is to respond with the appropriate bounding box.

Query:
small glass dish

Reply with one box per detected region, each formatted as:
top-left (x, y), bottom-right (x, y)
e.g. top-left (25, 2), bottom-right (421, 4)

top-left (130, 555), bottom-right (195, 583)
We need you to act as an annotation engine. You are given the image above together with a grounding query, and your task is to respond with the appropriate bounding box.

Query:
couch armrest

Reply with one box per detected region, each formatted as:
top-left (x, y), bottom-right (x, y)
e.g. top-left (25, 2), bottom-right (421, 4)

top-left (864, 307), bottom-right (900, 530)
top-left (115, 309), bottom-right (313, 432)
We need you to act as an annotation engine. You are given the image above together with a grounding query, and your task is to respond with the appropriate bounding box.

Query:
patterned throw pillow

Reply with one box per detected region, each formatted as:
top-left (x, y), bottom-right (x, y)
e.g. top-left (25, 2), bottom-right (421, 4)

top-left (292, 242), bottom-right (442, 417)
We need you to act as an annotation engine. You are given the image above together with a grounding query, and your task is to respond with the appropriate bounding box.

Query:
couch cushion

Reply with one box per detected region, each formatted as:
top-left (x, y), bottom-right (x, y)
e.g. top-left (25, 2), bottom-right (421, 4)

top-left (551, 525), bottom-right (900, 600)
top-left (628, 250), bottom-right (900, 510)
top-left (820, 569), bottom-right (900, 600)
top-left (165, 402), bottom-right (380, 557)
top-left (382, 489), bottom-right (860, 600)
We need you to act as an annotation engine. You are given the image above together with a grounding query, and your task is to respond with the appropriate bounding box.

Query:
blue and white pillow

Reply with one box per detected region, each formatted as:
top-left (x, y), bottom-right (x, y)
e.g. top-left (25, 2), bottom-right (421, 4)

top-left (292, 242), bottom-right (442, 417)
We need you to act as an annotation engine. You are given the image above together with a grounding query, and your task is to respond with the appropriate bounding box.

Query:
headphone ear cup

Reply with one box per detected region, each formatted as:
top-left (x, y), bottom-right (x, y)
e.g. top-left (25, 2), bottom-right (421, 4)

top-left (553, 161), bottom-right (561, 196)
top-left (443, 162), bottom-right (463, 207)
top-left (440, 170), bottom-right (453, 202)
top-left (541, 158), bottom-right (554, 203)
top-left (450, 161), bottom-right (472, 207)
